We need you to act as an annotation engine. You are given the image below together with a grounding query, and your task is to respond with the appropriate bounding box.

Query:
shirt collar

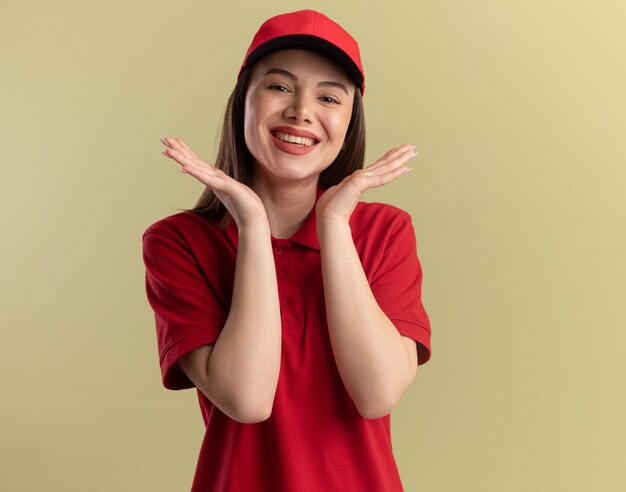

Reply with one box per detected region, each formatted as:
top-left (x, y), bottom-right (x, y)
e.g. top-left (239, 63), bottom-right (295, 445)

top-left (225, 184), bottom-right (324, 251)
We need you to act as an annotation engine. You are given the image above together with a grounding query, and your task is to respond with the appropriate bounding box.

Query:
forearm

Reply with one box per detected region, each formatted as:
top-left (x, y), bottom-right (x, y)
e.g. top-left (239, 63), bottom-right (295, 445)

top-left (318, 219), bottom-right (414, 419)
top-left (208, 219), bottom-right (281, 421)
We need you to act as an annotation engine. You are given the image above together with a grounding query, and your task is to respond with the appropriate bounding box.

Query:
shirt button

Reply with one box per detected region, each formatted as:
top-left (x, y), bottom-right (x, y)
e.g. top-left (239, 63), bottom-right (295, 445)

top-left (274, 247), bottom-right (282, 255)
top-left (278, 271), bottom-right (285, 279)
top-left (282, 298), bottom-right (291, 307)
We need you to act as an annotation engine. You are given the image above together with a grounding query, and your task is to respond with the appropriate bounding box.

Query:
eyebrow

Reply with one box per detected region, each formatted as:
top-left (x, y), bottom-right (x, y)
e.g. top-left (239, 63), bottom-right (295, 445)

top-left (262, 68), bottom-right (350, 96)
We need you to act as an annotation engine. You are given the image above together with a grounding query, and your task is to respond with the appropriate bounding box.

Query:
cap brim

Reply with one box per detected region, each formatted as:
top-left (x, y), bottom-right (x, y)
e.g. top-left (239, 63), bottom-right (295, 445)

top-left (242, 34), bottom-right (363, 93)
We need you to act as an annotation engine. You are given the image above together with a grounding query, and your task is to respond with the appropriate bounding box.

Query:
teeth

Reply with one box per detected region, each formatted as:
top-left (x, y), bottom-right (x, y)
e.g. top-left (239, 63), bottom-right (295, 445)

top-left (273, 131), bottom-right (316, 147)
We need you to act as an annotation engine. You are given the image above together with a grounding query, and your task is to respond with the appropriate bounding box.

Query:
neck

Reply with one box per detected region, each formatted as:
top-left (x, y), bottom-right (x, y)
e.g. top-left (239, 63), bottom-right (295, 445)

top-left (251, 178), bottom-right (319, 239)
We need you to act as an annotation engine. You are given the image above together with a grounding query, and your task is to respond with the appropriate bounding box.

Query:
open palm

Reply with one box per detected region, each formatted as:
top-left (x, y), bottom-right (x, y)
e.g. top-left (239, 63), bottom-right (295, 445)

top-left (161, 137), bottom-right (267, 227)
top-left (315, 143), bottom-right (418, 223)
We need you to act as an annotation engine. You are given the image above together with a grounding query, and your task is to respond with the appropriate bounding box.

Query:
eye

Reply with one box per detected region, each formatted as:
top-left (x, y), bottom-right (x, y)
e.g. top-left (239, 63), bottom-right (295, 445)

top-left (268, 83), bottom-right (289, 92)
top-left (267, 83), bottom-right (341, 104)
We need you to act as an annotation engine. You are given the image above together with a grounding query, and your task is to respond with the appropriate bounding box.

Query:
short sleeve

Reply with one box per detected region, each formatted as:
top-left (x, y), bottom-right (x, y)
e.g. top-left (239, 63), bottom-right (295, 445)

top-left (369, 211), bottom-right (432, 366)
top-left (142, 229), bottom-right (227, 389)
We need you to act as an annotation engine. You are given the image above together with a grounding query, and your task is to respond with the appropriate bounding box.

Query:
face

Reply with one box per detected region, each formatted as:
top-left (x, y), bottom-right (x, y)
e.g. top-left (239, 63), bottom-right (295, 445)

top-left (243, 49), bottom-right (356, 188)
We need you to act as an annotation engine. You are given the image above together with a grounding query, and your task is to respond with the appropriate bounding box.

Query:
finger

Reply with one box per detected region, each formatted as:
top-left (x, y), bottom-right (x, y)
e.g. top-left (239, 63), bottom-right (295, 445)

top-left (163, 144), bottom-right (238, 194)
top-left (164, 150), bottom-right (209, 178)
top-left (365, 149), bottom-right (417, 176)
top-left (161, 137), bottom-right (187, 152)
top-left (176, 156), bottom-right (238, 193)
top-left (163, 147), bottom-right (195, 166)
top-left (178, 161), bottom-right (229, 188)
top-left (173, 138), bottom-right (202, 160)
top-left (378, 143), bottom-right (415, 161)
top-left (364, 144), bottom-right (416, 173)
top-left (361, 165), bottom-right (412, 190)
top-left (162, 137), bottom-right (197, 161)
top-left (164, 147), bottom-right (217, 174)
top-left (377, 143), bottom-right (413, 161)
top-left (364, 145), bottom-right (407, 170)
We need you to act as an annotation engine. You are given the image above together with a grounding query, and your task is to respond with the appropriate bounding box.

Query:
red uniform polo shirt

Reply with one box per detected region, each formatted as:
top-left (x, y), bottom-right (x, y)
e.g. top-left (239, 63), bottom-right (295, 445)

top-left (142, 185), bottom-right (432, 491)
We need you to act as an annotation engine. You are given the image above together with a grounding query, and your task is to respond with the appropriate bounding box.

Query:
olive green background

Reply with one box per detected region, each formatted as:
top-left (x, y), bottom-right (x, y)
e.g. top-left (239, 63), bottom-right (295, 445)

top-left (1, 1), bottom-right (624, 490)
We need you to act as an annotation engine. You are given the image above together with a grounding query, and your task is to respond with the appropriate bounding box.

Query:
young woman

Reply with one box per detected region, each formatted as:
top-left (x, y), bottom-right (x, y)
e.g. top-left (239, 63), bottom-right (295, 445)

top-left (142, 9), bottom-right (432, 491)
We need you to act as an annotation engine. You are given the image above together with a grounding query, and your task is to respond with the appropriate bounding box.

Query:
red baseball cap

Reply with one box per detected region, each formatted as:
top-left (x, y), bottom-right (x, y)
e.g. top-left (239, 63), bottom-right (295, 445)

top-left (238, 9), bottom-right (365, 96)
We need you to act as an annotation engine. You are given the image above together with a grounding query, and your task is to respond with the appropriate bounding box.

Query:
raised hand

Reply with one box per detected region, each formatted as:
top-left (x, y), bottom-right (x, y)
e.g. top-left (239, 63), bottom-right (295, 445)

top-left (315, 143), bottom-right (418, 223)
top-left (160, 137), bottom-right (268, 228)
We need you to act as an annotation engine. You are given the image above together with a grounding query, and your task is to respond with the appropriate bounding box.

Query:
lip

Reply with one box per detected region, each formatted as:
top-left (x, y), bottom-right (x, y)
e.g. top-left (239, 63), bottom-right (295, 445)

top-left (270, 131), bottom-right (318, 155)
top-left (269, 126), bottom-right (321, 142)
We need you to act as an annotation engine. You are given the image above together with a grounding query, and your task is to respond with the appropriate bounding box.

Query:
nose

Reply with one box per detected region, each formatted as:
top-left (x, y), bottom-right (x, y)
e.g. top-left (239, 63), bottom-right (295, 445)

top-left (284, 92), bottom-right (314, 123)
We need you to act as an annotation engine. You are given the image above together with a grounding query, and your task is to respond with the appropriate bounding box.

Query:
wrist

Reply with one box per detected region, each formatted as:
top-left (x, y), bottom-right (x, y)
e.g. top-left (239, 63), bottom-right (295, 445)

top-left (238, 215), bottom-right (270, 234)
top-left (317, 216), bottom-right (351, 241)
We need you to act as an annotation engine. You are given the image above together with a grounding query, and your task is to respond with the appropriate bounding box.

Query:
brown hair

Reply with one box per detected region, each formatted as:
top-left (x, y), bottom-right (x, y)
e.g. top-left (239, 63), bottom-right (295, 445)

top-left (178, 61), bottom-right (366, 229)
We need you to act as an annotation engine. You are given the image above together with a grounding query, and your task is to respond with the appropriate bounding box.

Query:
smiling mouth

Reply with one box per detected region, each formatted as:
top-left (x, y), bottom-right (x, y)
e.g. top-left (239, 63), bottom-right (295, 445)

top-left (270, 131), bottom-right (320, 147)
